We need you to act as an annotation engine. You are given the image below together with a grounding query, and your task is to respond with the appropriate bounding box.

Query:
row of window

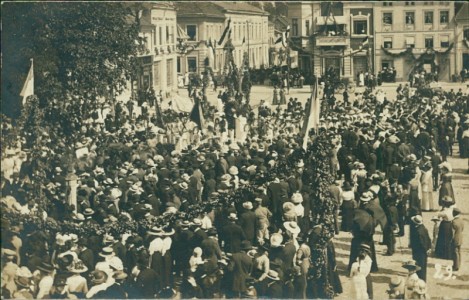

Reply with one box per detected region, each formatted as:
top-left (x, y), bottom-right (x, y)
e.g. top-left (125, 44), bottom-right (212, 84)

top-left (384, 1), bottom-right (450, 6)
top-left (382, 36), bottom-right (450, 49)
top-left (383, 10), bottom-right (449, 26)
top-left (186, 23), bottom-right (266, 43)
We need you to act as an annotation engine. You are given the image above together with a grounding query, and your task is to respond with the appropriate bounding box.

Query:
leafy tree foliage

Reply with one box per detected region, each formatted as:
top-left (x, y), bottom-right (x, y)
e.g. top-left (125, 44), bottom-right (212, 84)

top-left (2, 2), bottom-right (142, 118)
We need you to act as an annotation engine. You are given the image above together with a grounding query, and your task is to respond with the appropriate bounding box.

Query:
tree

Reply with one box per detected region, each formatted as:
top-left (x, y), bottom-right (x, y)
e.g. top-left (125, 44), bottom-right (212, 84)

top-left (2, 2), bottom-right (143, 118)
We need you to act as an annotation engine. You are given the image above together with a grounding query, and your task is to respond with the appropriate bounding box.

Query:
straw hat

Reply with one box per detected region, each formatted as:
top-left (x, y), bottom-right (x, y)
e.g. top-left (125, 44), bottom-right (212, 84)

top-left (99, 247), bottom-right (115, 258)
top-left (83, 208), bottom-right (95, 216)
top-left (148, 226), bottom-right (165, 236)
top-left (284, 221), bottom-right (301, 234)
top-left (291, 193), bottom-right (303, 204)
top-left (229, 166), bottom-right (239, 175)
top-left (242, 201), bottom-right (253, 210)
top-left (68, 260), bottom-right (88, 274)
top-left (270, 233), bottom-right (283, 247)
top-left (360, 193), bottom-right (372, 202)
top-left (90, 270), bottom-right (108, 285)
top-left (411, 215), bottom-right (423, 225)
top-left (266, 270), bottom-right (280, 281)
top-left (402, 260), bottom-right (421, 271)
top-left (228, 213), bottom-right (238, 221)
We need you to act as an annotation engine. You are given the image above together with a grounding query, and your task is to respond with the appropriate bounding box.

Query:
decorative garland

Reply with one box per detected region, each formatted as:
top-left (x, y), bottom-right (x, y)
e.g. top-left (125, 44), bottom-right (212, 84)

top-left (381, 43), bottom-right (454, 59)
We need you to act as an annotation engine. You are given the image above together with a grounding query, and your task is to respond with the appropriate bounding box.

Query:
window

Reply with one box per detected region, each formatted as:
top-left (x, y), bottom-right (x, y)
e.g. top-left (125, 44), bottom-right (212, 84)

top-left (383, 2), bottom-right (393, 6)
top-left (440, 11), bottom-right (449, 24)
top-left (440, 35), bottom-right (449, 48)
top-left (186, 25), bottom-right (197, 41)
top-left (383, 13), bottom-right (393, 25)
top-left (382, 60), bottom-right (393, 69)
top-left (405, 2), bottom-right (415, 5)
top-left (154, 62), bottom-right (160, 87)
top-left (187, 57), bottom-right (197, 72)
top-left (159, 27), bottom-right (163, 45)
top-left (406, 12), bottom-right (415, 25)
top-left (424, 12), bottom-right (433, 24)
top-left (424, 2), bottom-right (434, 5)
top-left (292, 19), bottom-right (298, 36)
top-left (464, 28), bottom-right (469, 40)
top-left (353, 20), bottom-right (367, 35)
top-left (383, 37), bottom-right (393, 49)
top-left (406, 36), bottom-right (415, 48)
top-left (425, 37), bottom-right (434, 48)
top-left (320, 2), bottom-right (344, 16)
top-left (305, 20), bottom-right (310, 36)
top-left (167, 59), bottom-right (173, 86)
top-left (177, 57), bottom-right (181, 73)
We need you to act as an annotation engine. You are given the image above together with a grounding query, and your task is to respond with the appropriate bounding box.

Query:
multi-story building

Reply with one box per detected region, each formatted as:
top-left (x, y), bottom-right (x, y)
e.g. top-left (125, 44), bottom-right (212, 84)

top-left (137, 2), bottom-right (178, 93)
top-left (268, 15), bottom-right (290, 67)
top-left (287, 1), bottom-right (375, 80)
top-left (454, 2), bottom-right (469, 75)
top-left (176, 2), bottom-right (269, 75)
top-left (374, 1), bottom-right (456, 81)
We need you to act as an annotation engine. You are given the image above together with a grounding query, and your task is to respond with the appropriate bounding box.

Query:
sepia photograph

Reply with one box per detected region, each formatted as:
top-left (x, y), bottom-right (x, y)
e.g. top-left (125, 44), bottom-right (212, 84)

top-left (1, 1), bottom-right (468, 299)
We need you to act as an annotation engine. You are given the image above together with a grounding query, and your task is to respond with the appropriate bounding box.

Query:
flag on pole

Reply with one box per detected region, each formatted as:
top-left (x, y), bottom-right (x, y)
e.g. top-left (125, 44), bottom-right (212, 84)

top-left (275, 25), bottom-right (290, 48)
top-left (207, 39), bottom-right (215, 68)
top-left (302, 77), bottom-right (320, 150)
top-left (190, 97), bottom-right (205, 133)
top-left (218, 18), bottom-right (231, 46)
top-left (359, 36), bottom-right (369, 49)
top-left (20, 59), bottom-right (34, 105)
top-left (241, 37), bottom-right (246, 54)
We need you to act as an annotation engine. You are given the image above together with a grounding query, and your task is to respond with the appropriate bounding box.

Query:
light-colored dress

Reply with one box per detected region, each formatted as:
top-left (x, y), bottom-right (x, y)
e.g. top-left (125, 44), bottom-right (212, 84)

top-left (420, 168), bottom-right (434, 211)
top-left (350, 256), bottom-right (372, 300)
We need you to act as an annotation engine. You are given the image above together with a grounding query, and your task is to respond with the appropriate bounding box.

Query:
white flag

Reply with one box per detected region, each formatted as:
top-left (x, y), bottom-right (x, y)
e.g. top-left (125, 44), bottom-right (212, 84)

top-left (20, 59), bottom-right (34, 105)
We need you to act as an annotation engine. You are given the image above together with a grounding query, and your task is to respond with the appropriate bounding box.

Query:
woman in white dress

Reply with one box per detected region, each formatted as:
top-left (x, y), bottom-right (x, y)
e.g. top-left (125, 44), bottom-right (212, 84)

top-left (420, 160), bottom-right (435, 211)
top-left (350, 244), bottom-right (373, 300)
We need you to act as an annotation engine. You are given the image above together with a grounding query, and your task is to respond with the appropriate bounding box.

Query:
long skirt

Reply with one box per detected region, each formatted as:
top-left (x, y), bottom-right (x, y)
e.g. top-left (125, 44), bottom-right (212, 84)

top-left (434, 220), bottom-right (453, 260)
top-left (340, 201), bottom-right (355, 232)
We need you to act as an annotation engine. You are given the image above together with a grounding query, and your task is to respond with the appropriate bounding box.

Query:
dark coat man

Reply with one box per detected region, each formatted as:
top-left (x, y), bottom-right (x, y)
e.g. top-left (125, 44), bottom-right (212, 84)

top-left (452, 209), bottom-right (464, 271)
top-left (201, 236), bottom-right (223, 259)
top-left (267, 179), bottom-right (290, 225)
top-left (229, 248), bottom-right (253, 295)
top-left (221, 219), bottom-right (246, 253)
top-left (409, 216), bottom-right (431, 281)
top-left (239, 208), bottom-right (257, 243)
top-left (135, 267), bottom-right (160, 298)
top-left (192, 227), bottom-right (208, 248)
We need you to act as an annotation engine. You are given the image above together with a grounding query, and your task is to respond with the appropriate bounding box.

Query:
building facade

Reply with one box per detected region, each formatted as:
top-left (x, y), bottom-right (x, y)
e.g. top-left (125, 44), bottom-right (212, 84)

top-left (137, 3), bottom-right (178, 93)
top-left (287, 1), bottom-right (375, 80)
top-left (176, 2), bottom-right (269, 75)
top-left (454, 2), bottom-right (469, 76)
top-left (374, 1), bottom-right (456, 81)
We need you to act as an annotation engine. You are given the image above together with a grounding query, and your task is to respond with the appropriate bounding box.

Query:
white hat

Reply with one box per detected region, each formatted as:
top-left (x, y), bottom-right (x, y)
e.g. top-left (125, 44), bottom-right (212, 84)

top-left (242, 201), bottom-right (253, 210)
top-left (291, 193), bottom-right (303, 204)
top-left (270, 233), bottom-right (283, 247)
top-left (229, 166), bottom-right (239, 175)
top-left (283, 221), bottom-right (301, 234)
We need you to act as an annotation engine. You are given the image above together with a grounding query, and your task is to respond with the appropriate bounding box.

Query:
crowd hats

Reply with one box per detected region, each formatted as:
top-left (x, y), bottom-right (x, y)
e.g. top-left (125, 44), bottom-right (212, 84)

top-left (402, 260), bottom-right (421, 271)
top-left (270, 233), bottom-right (283, 248)
top-left (284, 221), bottom-right (301, 234)
top-left (90, 270), bottom-right (108, 285)
top-left (228, 213), bottom-right (238, 221)
top-left (99, 247), bottom-right (115, 257)
top-left (241, 240), bottom-right (253, 251)
top-left (411, 215), bottom-right (423, 225)
top-left (242, 201), bottom-right (253, 210)
top-left (266, 270), bottom-right (280, 281)
top-left (37, 262), bottom-right (55, 273)
top-left (148, 226), bottom-right (165, 236)
top-left (68, 260), bottom-right (88, 273)
top-left (360, 192), bottom-right (372, 202)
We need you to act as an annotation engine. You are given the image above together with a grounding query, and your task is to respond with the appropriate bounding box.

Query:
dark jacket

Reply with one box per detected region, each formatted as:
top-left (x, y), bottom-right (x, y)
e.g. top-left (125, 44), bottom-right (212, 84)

top-left (221, 222), bottom-right (246, 253)
top-left (229, 252), bottom-right (253, 293)
top-left (239, 210), bottom-right (257, 243)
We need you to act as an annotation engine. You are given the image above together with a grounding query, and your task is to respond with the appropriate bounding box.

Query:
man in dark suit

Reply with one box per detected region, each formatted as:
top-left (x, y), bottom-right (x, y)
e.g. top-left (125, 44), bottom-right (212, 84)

top-left (77, 238), bottom-right (95, 273)
top-left (267, 176), bottom-right (290, 227)
top-left (134, 255), bottom-right (160, 299)
top-left (228, 241), bottom-right (253, 298)
top-left (452, 208), bottom-right (464, 272)
top-left (239, 202), bottom-right (257, 243)
top-left (221, 213), bottom-right (246, 253)
top-left (409, 215), bottom-right (431, 280)
top-left (192, 223), bottom-right (208, 248)
top-left (201, 229), bottom-right (223, 259)
top-left (329, 181), bottom-right (341, 234)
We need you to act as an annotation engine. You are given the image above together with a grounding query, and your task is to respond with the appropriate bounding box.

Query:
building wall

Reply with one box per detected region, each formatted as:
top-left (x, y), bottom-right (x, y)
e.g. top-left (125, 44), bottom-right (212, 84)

top-left (374, 1), bottom-right (456, 81)
top-left (454, 22), bottom-right (469, 74)
top-left (137, 7), bottom-right (178, 93)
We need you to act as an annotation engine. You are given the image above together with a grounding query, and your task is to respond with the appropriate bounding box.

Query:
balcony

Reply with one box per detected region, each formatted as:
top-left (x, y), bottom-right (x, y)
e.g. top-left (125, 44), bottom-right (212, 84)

top-left (315, 35), bottom-right (348, 47)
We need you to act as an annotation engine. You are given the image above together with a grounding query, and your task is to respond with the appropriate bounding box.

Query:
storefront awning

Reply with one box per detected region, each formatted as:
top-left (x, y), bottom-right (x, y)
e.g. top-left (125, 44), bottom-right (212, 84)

top-left (316, 16), bottom-right (347, 25)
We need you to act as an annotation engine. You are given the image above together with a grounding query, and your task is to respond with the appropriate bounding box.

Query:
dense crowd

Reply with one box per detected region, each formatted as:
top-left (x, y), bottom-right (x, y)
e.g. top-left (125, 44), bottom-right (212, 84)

top-left (1, 75), bottom-right (469, 299)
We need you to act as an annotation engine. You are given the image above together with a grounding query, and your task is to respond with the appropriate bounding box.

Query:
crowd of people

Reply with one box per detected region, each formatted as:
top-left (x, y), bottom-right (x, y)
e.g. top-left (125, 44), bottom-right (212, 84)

top-left (1, 71), bottom-right (469, 300)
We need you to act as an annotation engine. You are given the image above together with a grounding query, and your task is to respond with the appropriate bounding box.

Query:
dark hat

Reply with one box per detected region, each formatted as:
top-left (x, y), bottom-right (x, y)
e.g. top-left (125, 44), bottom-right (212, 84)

top-left (53, 276), bottom-right (68, 287)
top-left (359, 243), bottom-right (372, 255)
top-left (402, 260), bottom-right (421, 271)
top-left (14, 276), bottom-right (31, 288)
top-left (241, 240), bottom-right (252, 251)
top-left (342, 181), bottom-right (352, 191)
top-left (453, 207), bottom-right (461, 216)
top-left (37, 262), bottom-right (55, 273)
top-left (207, 228), bottom-right (218, 236)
